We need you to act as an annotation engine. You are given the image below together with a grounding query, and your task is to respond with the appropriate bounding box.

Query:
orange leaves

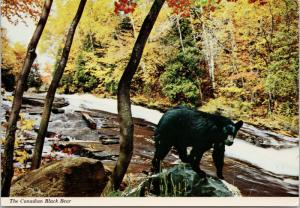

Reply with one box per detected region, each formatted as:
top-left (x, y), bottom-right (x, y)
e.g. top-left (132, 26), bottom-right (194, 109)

top-left (225, 0), bottom-right (268, 4)
top-left (252, 82), bottom-right (264, 92)
top-left (2, 0), bottom-right (42, 24)
top-left (112, 0), bottom-right (267, 17)
top-left (114, 0), bottom-right (137, 15)
top-left (51, 143), bottom-right (80, 155)
top-left (229, 71), bottom-right (258, 81)
top-left (114, 0), bottom-right (192, 17)
top-left (167, 0), bottom-right (191, 17)
top-left (248, 0), bottom-right (268, 5)
top-left (202, 0), bottom-right (268, 13)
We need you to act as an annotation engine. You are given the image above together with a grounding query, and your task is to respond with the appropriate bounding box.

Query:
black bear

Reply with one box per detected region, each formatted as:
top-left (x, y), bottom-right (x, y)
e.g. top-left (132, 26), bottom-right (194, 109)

top-left (152, 106), bottom-right (243, 179)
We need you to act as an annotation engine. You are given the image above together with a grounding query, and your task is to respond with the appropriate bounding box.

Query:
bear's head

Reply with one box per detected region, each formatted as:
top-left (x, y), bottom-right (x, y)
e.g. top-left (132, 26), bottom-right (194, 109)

top-left (223, 120), bottom-right (243, 146)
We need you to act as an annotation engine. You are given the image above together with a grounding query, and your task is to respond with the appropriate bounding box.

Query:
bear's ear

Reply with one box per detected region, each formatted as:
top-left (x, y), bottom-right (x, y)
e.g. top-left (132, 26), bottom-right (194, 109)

top-left (235, 121), bottom-right (243, 130)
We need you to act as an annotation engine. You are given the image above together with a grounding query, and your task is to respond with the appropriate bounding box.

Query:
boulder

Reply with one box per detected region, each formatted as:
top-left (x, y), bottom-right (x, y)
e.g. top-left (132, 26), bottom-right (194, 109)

top-left (11, 157), bottom-right (108, 197)
top-left (22, 94), bottom-right (69, 108)
top-left (126, 164), bottom-right (241, 197)
top-left (26, 87), bottom-right (39, 94)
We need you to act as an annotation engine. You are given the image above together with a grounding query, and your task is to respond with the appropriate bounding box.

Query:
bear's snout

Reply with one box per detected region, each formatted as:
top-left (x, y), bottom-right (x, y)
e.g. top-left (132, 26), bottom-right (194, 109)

top-left (225, 135), bottom-right (234, 146)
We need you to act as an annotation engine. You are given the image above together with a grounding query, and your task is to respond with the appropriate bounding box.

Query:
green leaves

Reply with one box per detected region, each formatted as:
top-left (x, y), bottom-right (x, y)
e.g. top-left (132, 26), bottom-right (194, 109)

top-left (160, 47), bottom-right (203, 105)
top-left (265, 18), bottom-right (298, 98)
top-left (69, 49), bottom-right (100, 93)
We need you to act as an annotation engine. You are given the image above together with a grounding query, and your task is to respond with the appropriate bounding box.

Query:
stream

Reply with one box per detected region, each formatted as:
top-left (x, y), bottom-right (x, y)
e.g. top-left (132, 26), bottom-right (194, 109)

top-left (0, 92), bottom-right (299, 196)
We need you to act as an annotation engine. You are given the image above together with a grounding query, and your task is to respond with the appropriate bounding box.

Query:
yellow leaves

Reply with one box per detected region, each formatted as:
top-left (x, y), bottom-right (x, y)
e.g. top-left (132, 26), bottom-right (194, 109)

top-left (94, 70), bottom-right (107, 78)
top-left (19, 113), bottom-right (35, 131)
top-left (14, 149), bottom-right (30, 164)
top-left (6, 96), bottom-right (14, 101)
top-left (0, 136), bottom-right (21, 147)
top-left (220, 86), bottom-right (244, 94)
top-left (1, 34), bottom-right (27, 77)
top-left (14, 139), bottom-right (21, 147)
top-left (20, 120), bottom-right (35, 131)
top-left (1, 137), bottom-right (31, 165)
top-left (0, 137), bottom-right (5, 145)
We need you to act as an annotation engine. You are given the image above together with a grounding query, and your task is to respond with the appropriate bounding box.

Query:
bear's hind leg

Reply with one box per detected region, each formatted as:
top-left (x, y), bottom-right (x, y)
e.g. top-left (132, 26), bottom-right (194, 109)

top-left (177, 146), bottom-right (189, 163)
top-left (189, 148), bottom-right (206, 178)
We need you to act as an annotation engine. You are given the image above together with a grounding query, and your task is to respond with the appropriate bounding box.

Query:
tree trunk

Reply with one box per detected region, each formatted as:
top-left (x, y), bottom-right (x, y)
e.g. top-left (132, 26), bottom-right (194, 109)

top-left (31, 0), bottom-right (87, 170)
top-left (202, 22), bottom-right (215, 92)
top-left (208, 36), bottom-right (216, 91)
top-left (102, 0), bottom-right (165, 194)
top-left (268, 92), bottom-right (273, 114)
top-left (129, 14), bottom-right (136, 38)
top-left (1, 0), bottom-right (53, 197)
top-left (176, 15), bottom-right (185, 52)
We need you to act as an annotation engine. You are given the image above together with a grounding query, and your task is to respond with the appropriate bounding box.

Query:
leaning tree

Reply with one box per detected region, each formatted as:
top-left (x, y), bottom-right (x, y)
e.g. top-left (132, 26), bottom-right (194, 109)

top-left (102, 0), bottom-right (166, 194)
top-left (1, 0), bottom-right (53, 196)
top-left (31, 0), bottom-right (87, 170)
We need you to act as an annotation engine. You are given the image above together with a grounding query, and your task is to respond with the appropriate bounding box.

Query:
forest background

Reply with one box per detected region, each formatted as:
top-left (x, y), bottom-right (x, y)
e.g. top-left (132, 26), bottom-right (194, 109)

top-left (2, 0), bottom-right (299, 135)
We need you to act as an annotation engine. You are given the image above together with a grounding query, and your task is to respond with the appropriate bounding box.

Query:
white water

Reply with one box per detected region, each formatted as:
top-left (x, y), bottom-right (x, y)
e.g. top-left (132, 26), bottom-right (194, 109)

top-left (242, 123), bottom-right (297, 143)
top-left (57, 94), bottom-right (163, 124)
top-left (225, 139), bottom-right (299, 176)
top-left (58, 93), bottom-right (299, 177)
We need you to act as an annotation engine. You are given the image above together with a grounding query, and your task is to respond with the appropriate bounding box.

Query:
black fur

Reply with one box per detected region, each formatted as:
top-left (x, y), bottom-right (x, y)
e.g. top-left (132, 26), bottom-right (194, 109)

top-left (152, 106), bottom-right (243, 179)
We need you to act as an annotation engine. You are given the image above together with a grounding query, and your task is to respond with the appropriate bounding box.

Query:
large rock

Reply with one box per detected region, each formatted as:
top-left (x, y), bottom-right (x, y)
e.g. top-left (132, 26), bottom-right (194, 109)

top-left (127, 164), bottom-right (241, 197)
top-left (11, 157), bottom-right (108, 197)
top-left (22, 94), bottom-right (69, 108)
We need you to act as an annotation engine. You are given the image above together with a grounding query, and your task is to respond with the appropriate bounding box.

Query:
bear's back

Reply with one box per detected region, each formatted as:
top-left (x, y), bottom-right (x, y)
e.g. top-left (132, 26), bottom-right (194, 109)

top-left (155, 106), bottom-right (233, 142)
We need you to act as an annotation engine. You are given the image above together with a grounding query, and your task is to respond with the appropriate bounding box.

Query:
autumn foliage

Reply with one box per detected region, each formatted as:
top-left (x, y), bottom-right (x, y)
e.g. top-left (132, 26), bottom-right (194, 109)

top-left (248, 0), bottom-right (267, 5)
top-left (114, 0), bottom-right (191, 17)
top-left (167, 0), bottom-right (191, 17)
top-left (114, 0), bottom-right (137, 15)
top-left (1, 0), bottom-right (42, 24)
top-left (113, 0), bottom-right (268, 17)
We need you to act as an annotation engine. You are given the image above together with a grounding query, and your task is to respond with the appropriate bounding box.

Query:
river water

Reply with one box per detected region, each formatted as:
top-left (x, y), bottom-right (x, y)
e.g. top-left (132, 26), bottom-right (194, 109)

top-left (58, 94), bottom-right (299, 175)
top-left (57, 93), bottom-right (299, 196)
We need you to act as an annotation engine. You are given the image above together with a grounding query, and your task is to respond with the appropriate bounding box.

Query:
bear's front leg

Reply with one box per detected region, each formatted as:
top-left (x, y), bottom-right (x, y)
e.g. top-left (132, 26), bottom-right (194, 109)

top-left (152, 141), bottom-right (172, 173)
top-left (189, 148), bottom-right (206, 178)
top-left (212, 143), bottom-right (225, 179)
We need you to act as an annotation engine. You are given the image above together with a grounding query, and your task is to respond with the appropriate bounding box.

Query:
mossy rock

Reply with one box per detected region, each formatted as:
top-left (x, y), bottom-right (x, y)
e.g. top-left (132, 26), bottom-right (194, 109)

top-left (126, 164), bottom-right (241, 197)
